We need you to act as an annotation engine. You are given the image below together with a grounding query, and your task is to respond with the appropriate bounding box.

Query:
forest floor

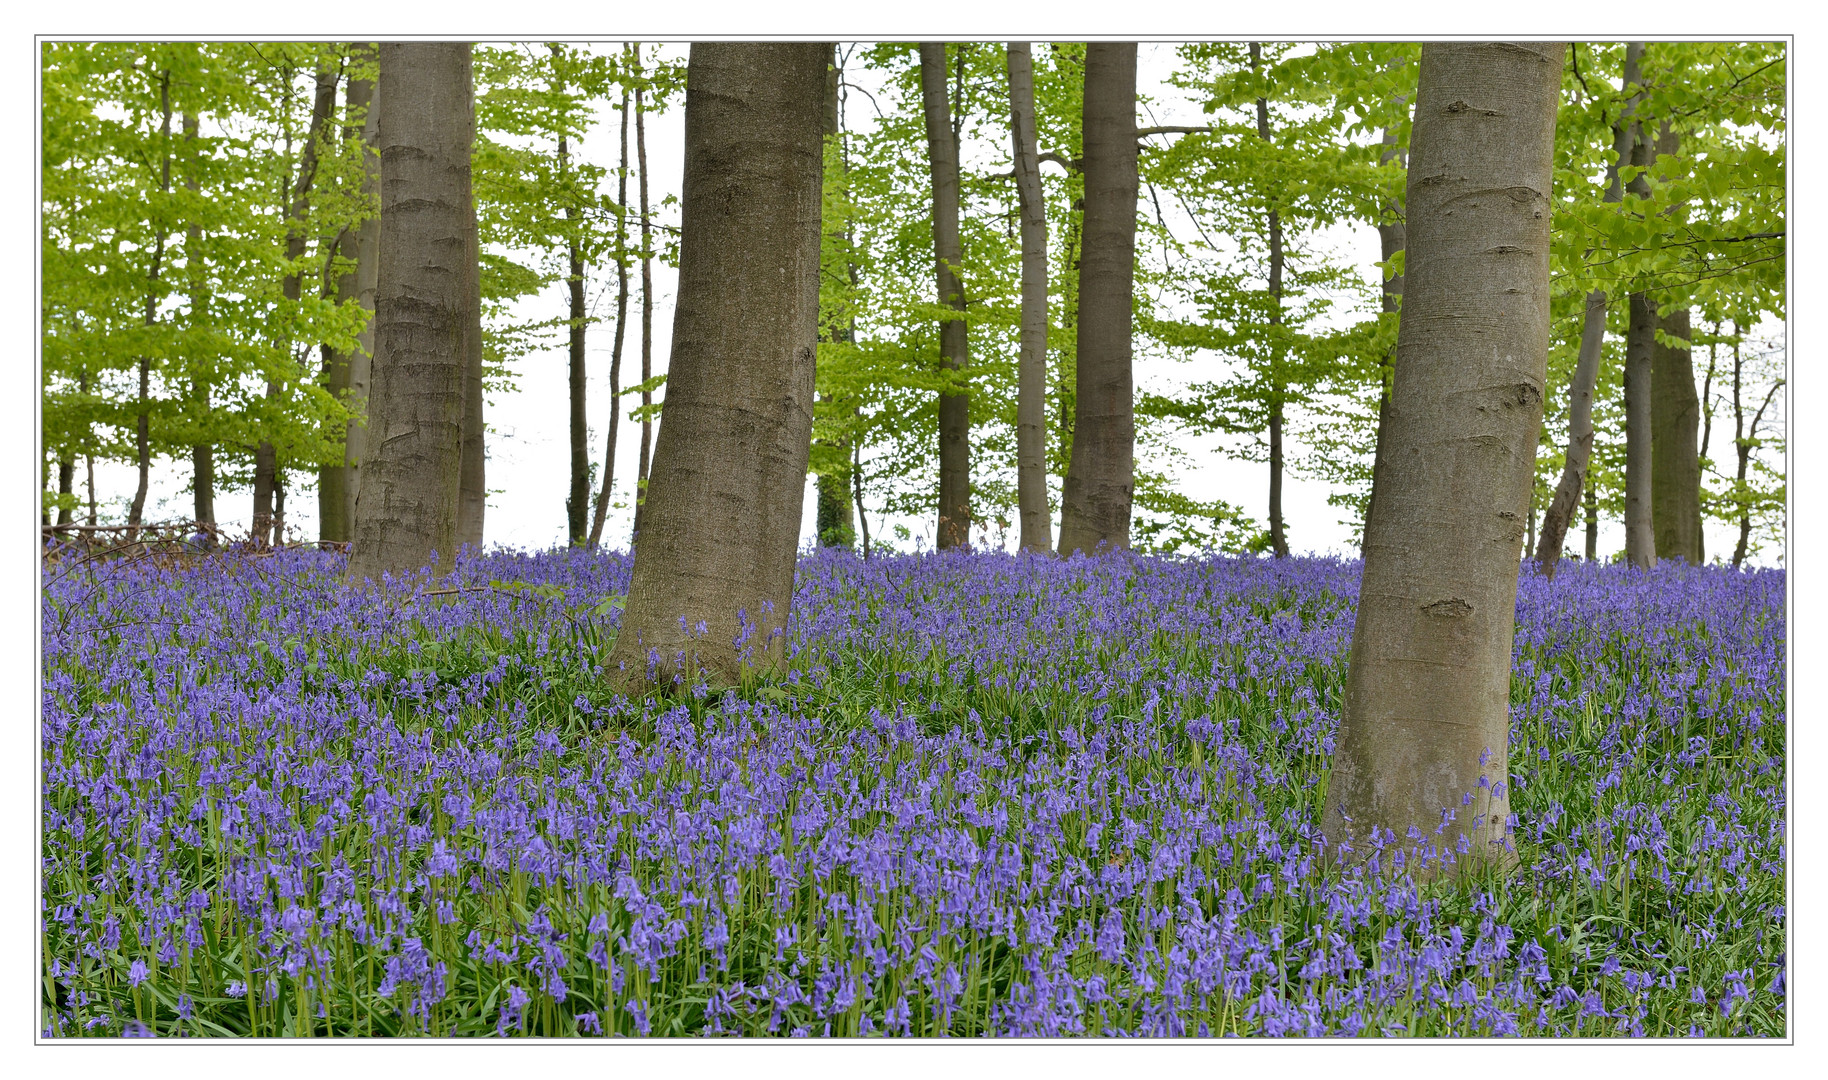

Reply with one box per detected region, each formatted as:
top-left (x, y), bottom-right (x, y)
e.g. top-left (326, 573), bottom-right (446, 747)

top-left (40, 546), bottom-right (1785, 1037)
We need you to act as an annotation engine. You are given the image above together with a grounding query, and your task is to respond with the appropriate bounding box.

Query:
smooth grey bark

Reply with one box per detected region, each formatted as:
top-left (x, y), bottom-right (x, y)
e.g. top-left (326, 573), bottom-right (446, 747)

top-left (605, 42), bottom-right (826, 691)
top-left (1008, 42), bottom-right (1053, 554)
top-left (1651, 302), bottom-right (1703, 563)
top-left (636, 72), bottom-right (657, 545)
top-left (456, 171), bottom-right (486, 552)
top-left (1536, 43), bottom-right (1642, 577)
top-left (815, 49), bottom-right (857, 549)
top-left (348, 43), bottom-right (475, 581)
top-left (920, 43), bottom-right (972, 549)
top-left (1321, 41), bottom-right (1563, 875)
top-left (587, 81), bottom-right (632, 549)
top-left (321, 50), bottom-right (377, 543)
top-left (1057, 42), bottom-right (1137, 557)
top-left (130, 69), bottom-right (173, 538)
top-left (559, 49), bottom-right (590, 545)
top-left (1621, 116), bottom-right (1658, 570)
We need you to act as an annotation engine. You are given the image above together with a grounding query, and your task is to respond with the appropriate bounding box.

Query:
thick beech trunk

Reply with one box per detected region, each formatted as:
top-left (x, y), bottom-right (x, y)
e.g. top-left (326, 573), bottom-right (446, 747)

top-left (1650, 303), bottom-right (1703, 563)
top-left (1322, 41), bottom-right (1563, 874)
top-left (633, 75), bottom-right (657, 547)
top-left (1008, 42), bottom-right (1053, 554)
top-left (605, 43), bottom-right (826, 691)
top-left (348, 43), bottom-right (476, 581)
top-left (321, 50), bottom-right (377, 543)
top-left (1536, 42), bottom-right (1640, 577)
top-left (1622, 118), bottom-right (1657, 570)
top-left (1057, 43), bottom-right (1137, 557)
top-left (920, 44), bottom-right (972, 549)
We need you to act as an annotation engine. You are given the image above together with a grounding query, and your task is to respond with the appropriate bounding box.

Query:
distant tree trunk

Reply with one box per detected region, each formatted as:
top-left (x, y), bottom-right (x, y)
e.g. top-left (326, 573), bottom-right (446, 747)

top-left (1537, 44), bottom-right (1641, 578)
top-left (180, 109), bottom-right (217, 536)
top-left (1321, 41), bottom-right (1563, 874)
top-left (456, 171), bottom-right (486, 552)
top-left (560, 89), bottom-right (591, 546)
top-left (129, 69), bottom-right (173, 538)
top-left (816, 48), bottom-right (857, 549)
top-left (1584, 479), bottom-right (1598, 561)
top-left (1361, 120), bottom-right (1406, 560)
top-left (1730, 333), bottom-right (1779, 568)
top-left (343, 48), bottom-right (381, 533)
top-left (1622, 116), bottom-right (1658, 571)
top-left (1057, 42), bottom-right (1137, 557)
top-left (1249, 43), bottom-right (1290, 559)
top-left (257, 62), bottom-right (339, 546)
top-left (605, 42), bottom-right (826, 691)
top-left (321, 51), bottom-right (376, 544)
top-left (854, 437), bottom-right (872, 559)
top-left (348, 43), bottom-right (475, 581)
top-left (1008, 42), bottom-right (1053, 554)
top-left (588, 80), bottom-right (631, 549)
top-left (56, 456), bottom-right (74, 526)
top-left (920, 43), bottom-right (972, 549)
top-left (633, 70), bottom-right (657, 546)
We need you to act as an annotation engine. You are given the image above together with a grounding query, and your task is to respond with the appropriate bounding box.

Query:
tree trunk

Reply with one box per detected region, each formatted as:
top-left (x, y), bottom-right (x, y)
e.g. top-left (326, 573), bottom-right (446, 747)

top-left (181, 109), bottom-right (217, 537)
top-left (1624, 289), bottom-right (1657, 570)
top-left (456, 170), bottom-right (486, 552)
top-left (605, 42), bottom-right (826, 691)
top-left (1650, 302), bottom-right (1703, 564)
top-left (344, 49), bottom-right (381, 534)
top-left (816, 49), bottom-right (856, 549)
top-left (634, 70), bottom-right (657, 547)
top-left (129, 69), bottom-right (173, 538)
top-left (1321, 41), bottom-right (1563, 875)
top-left (56, 456), bottom-right (74, 526)
top-left (920, 44), bottom-right (972, 549)
top-left (1251, 43), bottom-right (1291, 559)
top-left (1536, 45), bottom-right (1642, 578)
top-left (560, 97), bottom-right (591, 545)
top-left (588, 80), bottom-right (631, 549)
top-left (1057, 42), bottom-right (1137, 557)
top-left (321, 50), bottom-right (376, 544)
top-left (1007, 42), bottom-right (1053, 554)
top-left (1584, 479), bottom-right (1598, 561)
top-left (1362, 120), bottom-right (1406, 560)
top-left (348, 43), bottom-right (475, 581)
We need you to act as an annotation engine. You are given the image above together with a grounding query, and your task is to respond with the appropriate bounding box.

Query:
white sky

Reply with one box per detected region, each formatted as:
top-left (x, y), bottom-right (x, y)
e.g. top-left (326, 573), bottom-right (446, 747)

top-left (74, 41), bottom-right (1783, 567)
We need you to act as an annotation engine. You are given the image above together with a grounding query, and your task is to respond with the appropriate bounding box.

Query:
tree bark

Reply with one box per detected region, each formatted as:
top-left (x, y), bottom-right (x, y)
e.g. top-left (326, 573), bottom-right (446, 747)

top-left (1321, 41), bottom-right (1563, 875)
top-left (588, 80), bottom-right (632, 549)
top-left (1651, 302), bottom-right (1703, 564)
top-left (129, 68), bottom-right (173, 538)
top-left (321, 49), bottom-right (376, 543)
top-left (348, 43), bottom-right (475, 581)
top-left (1007, 42), bottom-right (1053, 554)
top-left (1536, 44), bottom-right (1642, 578)
top-left (1057, 42), bottom-right (1137, 557)
top-left (559, 68), bottom-right (592, 546)
top-left (180, 108), bottom-right (216, 535)
top-left (920, 44), bottom-right (972, 549)
top-left (605, 42), bottom-right (826, 691)
top-left (456, 162), bottom-right (486, 552)
top-left (344, 52), bottom-right (381, 534)
top-left (1621, 114), bottom-right (1658, 571)
top-left (1250, 43), bottom-right (1291, 559)
top-left (1584, 478), bottom-right (1598, 561)
top-left (56, 456), bottom-right (74, 526)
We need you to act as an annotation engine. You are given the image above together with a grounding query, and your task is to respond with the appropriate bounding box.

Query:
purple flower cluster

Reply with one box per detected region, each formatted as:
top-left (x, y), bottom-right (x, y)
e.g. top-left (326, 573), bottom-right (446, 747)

top-left (40, 546), bottom-right (1784, 1037)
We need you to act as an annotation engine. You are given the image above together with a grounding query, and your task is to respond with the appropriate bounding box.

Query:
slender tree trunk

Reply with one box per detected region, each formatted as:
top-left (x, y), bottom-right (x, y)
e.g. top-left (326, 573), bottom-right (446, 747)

top-left (321, 52), bottom-right (376, 543)
top-left (588, 81), bottom-right (631, 549)
top-left (1250, 43), bottom-right (1290, 559)
top-left (348, 43), bottom-right (475, 581)
top-left (343, 48), bottom-right (381, 533)
top-left (816, 49), bottom-right (856, 549)
top-left (1058, 192), bottom-right (1083, 473)
top-left (129, 69), bottom-right (173, 538)
top-left (1537, 45), bottom-right (1642, 578)
top-left (1621, 114), bottom-right (1658, 570)
top-left (605, 42), bottom-right (826, 691)
top-left (85, 450), bottom-right (96, 527)
top-left (1321, 41), bottom-right (1563, 875)
top-left (180, 109), bottom-right (217, 536)
top-left (1008, 42), bottom-right (1053, 554)
top-left (1362, 121), bottom-right (1407, 560)
top-left (920, 43), bottom-right (972, 549)
top-left (1584, 479), bottom-right (1598, 561)
top-left (560, 84), bottom-right (591, 545)
top-left (635, 68), bottom-right (657, 544)
top-left (456, 168), bottom-right (486, 552)
top-left (1057, 42), bottom-right (1137, 557)
top-left (854, 436), bottom-right (871, 559)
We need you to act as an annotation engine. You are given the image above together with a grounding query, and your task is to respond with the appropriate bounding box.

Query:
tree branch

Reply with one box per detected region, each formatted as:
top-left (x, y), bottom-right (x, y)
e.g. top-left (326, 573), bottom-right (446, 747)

top-left (1135, 125), bottom-right (1214, 138)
